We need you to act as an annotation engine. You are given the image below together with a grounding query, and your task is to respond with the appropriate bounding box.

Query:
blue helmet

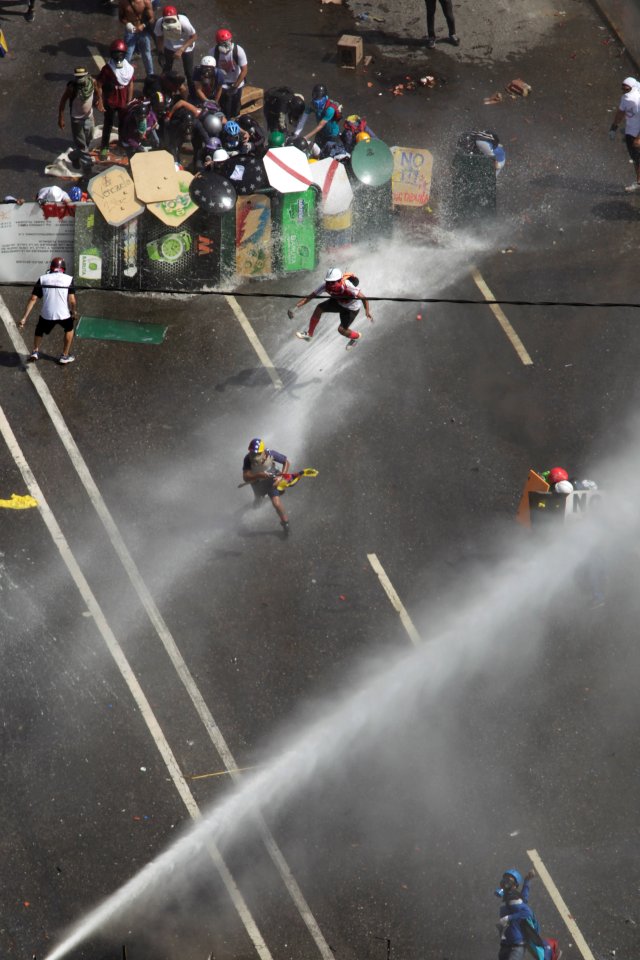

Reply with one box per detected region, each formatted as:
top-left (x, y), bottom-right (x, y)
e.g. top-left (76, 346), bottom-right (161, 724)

top-left (248, 438), bottom-right (265, 454)
top-left (224, 120), bottom-right (240, 137)
top-left (503, 868), bottom-right (523, 887)
top-left (69, 186), bottom-right (82, 202)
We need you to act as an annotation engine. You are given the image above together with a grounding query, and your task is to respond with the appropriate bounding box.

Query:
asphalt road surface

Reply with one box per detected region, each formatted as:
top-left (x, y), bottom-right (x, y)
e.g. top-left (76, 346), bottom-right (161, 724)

top-left (1, 2), bottom-right (640, 960)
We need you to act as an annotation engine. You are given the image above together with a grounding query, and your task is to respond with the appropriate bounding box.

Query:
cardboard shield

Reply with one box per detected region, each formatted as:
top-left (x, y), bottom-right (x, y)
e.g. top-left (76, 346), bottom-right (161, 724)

top-left (88, 166), bottom-right (145, 226)
top-left (130, 150), bottom-right (180, 203)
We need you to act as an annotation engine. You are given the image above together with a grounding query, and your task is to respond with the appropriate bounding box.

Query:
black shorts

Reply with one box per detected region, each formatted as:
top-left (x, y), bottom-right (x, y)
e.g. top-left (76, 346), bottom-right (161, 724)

top-left (625, 133), bottom-right (640, 162)
top-left (318, 299), bottom-right (360, 327)
top-left (35, 316), bottom-right (74, 337)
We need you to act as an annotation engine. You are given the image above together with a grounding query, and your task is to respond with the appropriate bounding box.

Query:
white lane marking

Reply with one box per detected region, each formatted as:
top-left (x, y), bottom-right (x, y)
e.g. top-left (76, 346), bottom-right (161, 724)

top-left (471, 267), bottom-right (533, 366)
top-left (0, 403), bottom-right (273, 960)
top-left (0, 296), bottom-right (333, 960)
top-left (527, 849), bottom-right (597, 960)
top-left (88, 44), bottom-right (105, 69)
top-left (225, 294), bottom-right (283, 390)
top-left (367, 553), bottom-right (422, 646)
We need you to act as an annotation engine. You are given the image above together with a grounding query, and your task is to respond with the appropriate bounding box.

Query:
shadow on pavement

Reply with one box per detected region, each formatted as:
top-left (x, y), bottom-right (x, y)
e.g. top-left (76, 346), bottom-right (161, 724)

top-left (591, 200), bottom-right (640, 221)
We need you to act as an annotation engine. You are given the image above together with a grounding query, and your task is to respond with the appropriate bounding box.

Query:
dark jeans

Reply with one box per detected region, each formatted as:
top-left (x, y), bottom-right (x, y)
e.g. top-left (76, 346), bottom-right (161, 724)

top-left (498, 947), bottom-right (525, 960)
top-left (70, 115), bottom-right (95, 169)
top-left (100, 106), bottom-right (127, 151)
top-left (163, 48), bottom-right (195, 97)
top-left (219, 85), bottom-right (243, 120)
top-left (425, 0), bottom-right (456, 36)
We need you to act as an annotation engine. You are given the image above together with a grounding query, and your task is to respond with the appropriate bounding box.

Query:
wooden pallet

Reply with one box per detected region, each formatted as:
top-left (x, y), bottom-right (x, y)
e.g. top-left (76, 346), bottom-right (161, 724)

top-left (240, 85), bottom-right (264, 116)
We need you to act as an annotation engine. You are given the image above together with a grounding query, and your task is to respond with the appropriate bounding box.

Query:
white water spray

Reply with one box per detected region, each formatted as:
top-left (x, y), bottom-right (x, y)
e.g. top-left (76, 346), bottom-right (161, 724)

top-left (44, 488), bottom-right (616, 960)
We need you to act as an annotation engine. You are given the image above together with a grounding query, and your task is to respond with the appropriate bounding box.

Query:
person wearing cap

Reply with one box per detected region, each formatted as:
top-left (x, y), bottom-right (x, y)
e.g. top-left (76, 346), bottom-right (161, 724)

top-left (609, 77), bottom-right (640, 192)
top-left (18, 258), bottom-right (78, 365)
top-left (291, 266), bottom-right (373, 350)
top-left (208, 28), bottom-right (248, 119)
top-left (154, 6), bottom-right (198, 97)
top-left (119, 0), bottom-right (155, 77)
top-left (58, 67), bottom-right (98, 173)
top-left (242, 439), bottom-right (291, 534)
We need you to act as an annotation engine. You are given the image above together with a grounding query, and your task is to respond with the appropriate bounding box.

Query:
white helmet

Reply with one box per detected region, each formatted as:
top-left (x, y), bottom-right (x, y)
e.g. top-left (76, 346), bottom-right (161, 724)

top-left (212, 149), bottom-right (229, 162)
top-left (554, 480), bottom-right (573, 495)
top-left (325, 267), bottom-right (342, 282)
top-left (201, 55), bottom-right (217, 67)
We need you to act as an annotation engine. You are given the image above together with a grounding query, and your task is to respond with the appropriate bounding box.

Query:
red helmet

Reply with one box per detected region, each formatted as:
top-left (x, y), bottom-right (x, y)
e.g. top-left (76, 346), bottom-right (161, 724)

top-left (50, 257), bottom-right (66, 273)
top-left (110, 39), bottom-right (127, 54)
top-left (216, 28), bottom-right (233, 43)
top-left (547, 467), bottom-right (569, 485)
top-left (163, 4), bottom-right (177, 15)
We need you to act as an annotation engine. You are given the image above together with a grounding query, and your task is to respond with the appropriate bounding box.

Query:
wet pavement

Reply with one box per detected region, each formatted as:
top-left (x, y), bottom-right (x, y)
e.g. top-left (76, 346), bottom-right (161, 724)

top-left (2, 2), bottom-right (640, 960)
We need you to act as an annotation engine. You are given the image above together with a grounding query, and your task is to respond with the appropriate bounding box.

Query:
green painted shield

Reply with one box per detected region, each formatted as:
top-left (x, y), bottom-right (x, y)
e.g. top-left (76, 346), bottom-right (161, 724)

top-left (279, 189), bottom-right (317, 272)
top-left (351, 140), bottom-right (394, 187)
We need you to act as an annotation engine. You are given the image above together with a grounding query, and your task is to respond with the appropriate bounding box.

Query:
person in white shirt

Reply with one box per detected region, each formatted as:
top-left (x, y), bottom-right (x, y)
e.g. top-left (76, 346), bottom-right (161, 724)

top-left (155, 5), bottom-right (198, 96)
top-left (290, 266), bottom-right (373, 351)
top-left (208, 28), bottom-right (248, 119)
top-left (19, 258), bottom-right (78, 365)
top-left (609, 76), bottom-right (640, 192)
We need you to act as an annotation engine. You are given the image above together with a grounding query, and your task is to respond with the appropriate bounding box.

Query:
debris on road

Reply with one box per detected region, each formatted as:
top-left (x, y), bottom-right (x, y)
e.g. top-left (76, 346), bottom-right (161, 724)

top-left (506, 79), bottom-right (532, 96)
top-left (484, 92), bottom-right (503, 105)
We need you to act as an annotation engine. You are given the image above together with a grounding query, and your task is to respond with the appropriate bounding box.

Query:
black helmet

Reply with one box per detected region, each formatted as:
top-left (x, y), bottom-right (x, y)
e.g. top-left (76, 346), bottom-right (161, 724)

top-left (311, 83), bottom-right (327, 101)
top-left (286, 135), bottom-right (310, 156)
top-left (50, 257), bottom-right (66, 273)
top-left (134, 99), bottom-right (151, 118)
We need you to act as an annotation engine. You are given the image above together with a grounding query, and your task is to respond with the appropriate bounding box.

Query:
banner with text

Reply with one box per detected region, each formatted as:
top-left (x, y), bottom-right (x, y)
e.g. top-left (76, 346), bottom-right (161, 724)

top-left (0, 203), bottom-right (75, 283)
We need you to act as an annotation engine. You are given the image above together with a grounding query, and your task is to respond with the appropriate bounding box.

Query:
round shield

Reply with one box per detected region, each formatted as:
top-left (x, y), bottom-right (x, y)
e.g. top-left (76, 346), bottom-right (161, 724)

top-left (232, 156), bottom-right (270, 196)
top-left (350, 139), bottom-right (394, 187)
top-left (189, 172), bottom-right (237, 215)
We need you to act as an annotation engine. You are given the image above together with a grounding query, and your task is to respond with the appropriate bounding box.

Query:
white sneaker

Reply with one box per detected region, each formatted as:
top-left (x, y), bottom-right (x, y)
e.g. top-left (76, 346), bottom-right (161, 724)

top-left (295, 331), bottom-right (311, 341)
top-left (59, 354), bottom-right (76, 364)
top-left (624, 182), bottom-right (640, 192)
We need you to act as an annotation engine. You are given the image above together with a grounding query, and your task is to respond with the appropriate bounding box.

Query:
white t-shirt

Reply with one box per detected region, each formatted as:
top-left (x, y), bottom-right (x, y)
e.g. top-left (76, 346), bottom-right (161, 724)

top-left (34, 272), bottom-right (75, 321)
top-left (207, 43), bottom-right (247, 89)
top-left (314, 278), bottom-right (361, 312)
top-left (618, 87), bottom-right (640, 137)
top-left (155, 14), bottom-right (196, 53)
top-left (37, 186), bottom-right (71, 204)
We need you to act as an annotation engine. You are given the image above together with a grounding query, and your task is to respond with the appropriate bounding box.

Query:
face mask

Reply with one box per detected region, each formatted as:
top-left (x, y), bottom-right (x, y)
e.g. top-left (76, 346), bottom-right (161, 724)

top-left (112, 54), bottom-right (125, 64)
top-left (137, 119), bottom-right (148, 134)
top-left (312, 97), bottom-right (327, 112)
top-left (218, 42), bottom-right (232, 53)
top-left (77, 76), bottom-right (94, 98)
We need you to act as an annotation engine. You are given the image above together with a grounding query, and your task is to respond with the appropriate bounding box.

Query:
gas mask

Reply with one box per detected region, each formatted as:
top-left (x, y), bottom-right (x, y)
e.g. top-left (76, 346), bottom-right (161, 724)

top-left (218, 41), bottom-right (232, 54)
top-left (312, 96), bottom-right (328, 113)
top-left (112, 53), bottom-right (125, 65)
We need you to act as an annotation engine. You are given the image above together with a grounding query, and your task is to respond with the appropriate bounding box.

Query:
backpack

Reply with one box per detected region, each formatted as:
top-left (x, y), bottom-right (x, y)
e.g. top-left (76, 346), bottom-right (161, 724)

top-left (342, 114), bottom-right (367, 136)
top-left (323, 98), bottom-right (342, 122)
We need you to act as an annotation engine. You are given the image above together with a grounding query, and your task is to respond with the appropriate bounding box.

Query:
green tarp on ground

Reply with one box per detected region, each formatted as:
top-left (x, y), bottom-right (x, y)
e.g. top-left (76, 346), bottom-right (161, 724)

top-left (76, 316), bottom-right (167, 344)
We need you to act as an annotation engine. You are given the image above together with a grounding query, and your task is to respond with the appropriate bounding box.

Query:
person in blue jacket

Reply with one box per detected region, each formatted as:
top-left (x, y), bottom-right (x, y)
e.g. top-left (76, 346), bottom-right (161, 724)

top-left (495, 868), bottom-right (537, 960)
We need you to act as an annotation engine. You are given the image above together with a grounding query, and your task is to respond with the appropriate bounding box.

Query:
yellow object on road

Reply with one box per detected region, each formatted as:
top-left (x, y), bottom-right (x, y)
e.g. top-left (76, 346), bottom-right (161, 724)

top-left (0, 493), bottom-right (38, 509)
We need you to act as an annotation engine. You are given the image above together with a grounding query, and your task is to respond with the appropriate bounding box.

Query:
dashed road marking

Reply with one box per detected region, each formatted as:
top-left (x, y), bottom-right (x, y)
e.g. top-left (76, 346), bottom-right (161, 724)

top-left (527, 849), bottom-right (597, 960)
top-left (367, 553), bottom-right (422, 646)
top-left (472, 267), bottom-right (533, 366)
top-left (225, 294), bottom-right (283, 390)
top-left (0, 294), bottom-right (333, 960)
top-left (0, 403), bottom-right (273, 960)
top-left (87, 44), bottom-right (105, 69)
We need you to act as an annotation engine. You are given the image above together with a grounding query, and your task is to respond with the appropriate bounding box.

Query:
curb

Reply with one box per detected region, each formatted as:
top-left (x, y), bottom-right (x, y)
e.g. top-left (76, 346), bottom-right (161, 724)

top-left (590, 0), bottom-right (640, 73)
